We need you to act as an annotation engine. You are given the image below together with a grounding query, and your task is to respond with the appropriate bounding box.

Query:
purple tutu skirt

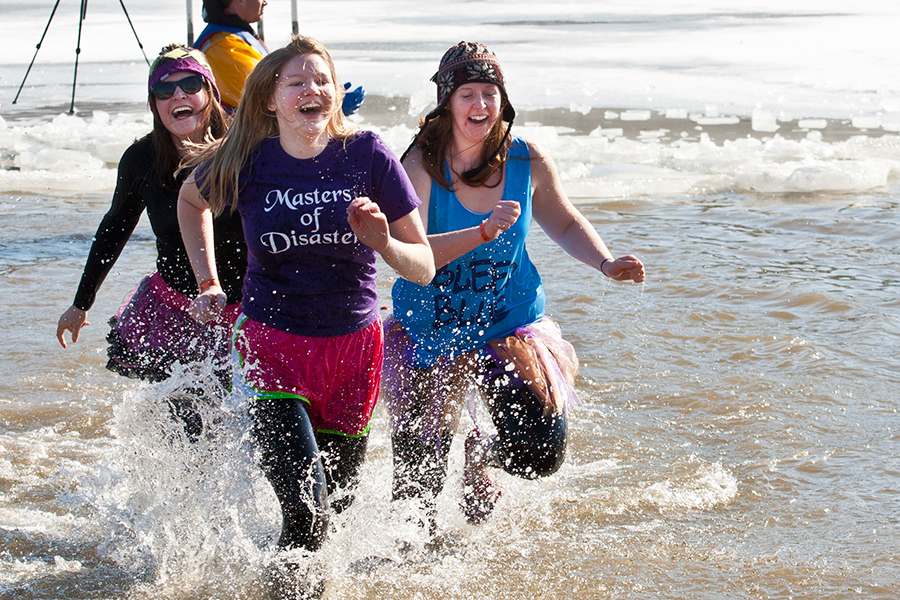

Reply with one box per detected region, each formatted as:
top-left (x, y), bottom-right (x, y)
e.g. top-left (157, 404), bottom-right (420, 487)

top-left (106, 272), bottom-right (240, 382)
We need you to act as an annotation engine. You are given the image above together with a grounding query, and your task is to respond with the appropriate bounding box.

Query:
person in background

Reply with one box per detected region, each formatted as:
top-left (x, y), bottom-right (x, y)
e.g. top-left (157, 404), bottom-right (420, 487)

top-left (56, 45), bottom-right (245, 441)
top-left (195, 0), bottom-right (365, 115)
top-left (178, 35), bottom-right (432, 595)
top-left (385, 41), bottom-right (646, 527)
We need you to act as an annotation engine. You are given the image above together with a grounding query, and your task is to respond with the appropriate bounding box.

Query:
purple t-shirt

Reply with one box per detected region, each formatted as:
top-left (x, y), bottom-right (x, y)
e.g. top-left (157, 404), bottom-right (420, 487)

top-left (234, 131), bottom-right (419, 337)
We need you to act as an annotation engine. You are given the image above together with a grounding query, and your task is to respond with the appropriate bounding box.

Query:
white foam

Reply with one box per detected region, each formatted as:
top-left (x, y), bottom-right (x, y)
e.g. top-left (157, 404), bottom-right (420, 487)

top-left (642, 461), bottom-right (738, 512)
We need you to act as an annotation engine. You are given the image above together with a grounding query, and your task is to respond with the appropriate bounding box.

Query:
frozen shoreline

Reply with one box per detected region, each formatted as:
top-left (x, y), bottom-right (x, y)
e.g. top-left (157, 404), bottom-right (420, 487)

top-left (360, 95), bottom-right (900, 144)
top-left (2, 98), bottom-right (898, 200)
top-left (4, 92), bottom-right (898, 145)
top-left (3, 0), bottom-right (900, 201)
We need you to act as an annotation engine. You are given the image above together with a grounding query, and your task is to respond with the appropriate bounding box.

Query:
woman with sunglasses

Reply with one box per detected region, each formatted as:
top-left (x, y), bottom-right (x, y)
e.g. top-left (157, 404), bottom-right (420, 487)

top-left (178, 36), bottom-right (432, 588)
top-left (56, 45), bottom-right (244, 440)
top-left (385, 41), bottom-right (646, 527)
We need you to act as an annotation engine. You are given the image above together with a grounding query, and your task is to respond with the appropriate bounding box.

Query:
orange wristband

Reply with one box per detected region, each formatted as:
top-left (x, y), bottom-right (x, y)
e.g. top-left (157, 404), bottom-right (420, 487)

top-left (199, 277), bottom-right (220, 293)
top-left (479, 220), bottom-right (494, 243)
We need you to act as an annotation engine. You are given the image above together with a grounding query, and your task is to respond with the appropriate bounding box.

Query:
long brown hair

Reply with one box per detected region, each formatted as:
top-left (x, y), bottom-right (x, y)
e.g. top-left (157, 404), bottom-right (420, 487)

top-left (194, 35), bottom-right (355, 216)
top-left (147, 76), bottom-right (227, 191)
top-left (402, 93), bottom-right (513, 191)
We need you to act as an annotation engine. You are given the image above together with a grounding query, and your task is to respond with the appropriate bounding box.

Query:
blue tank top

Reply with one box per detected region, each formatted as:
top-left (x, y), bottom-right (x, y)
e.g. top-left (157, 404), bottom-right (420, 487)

top-left (392, 137), bottom-right (545, 367)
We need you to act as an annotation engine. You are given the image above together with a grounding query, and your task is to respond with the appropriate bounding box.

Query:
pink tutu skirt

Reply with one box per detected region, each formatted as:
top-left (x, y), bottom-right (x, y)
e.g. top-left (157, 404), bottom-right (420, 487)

top-left (106, 271), bottom-right (240, 382)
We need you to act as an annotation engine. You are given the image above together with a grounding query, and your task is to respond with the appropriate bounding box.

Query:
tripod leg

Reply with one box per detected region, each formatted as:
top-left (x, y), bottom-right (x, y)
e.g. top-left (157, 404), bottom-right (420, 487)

top-left (12, 0), bottom-right (62, 105)
top-left (69, 0), bottom-right (89, 114)
top-left (117, 0), bottom-right (150, 66)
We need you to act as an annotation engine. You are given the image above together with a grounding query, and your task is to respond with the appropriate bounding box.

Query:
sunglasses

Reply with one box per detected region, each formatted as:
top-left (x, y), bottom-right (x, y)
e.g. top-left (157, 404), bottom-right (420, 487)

top-left (151, 74), bottom-right (205, 100)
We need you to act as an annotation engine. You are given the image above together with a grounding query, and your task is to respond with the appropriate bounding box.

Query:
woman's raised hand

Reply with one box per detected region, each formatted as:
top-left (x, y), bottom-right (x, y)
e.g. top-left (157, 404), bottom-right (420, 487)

top-left (347, 197), bottom-right (390, 252)
top-left (483, 200), bottom-right (521, 239)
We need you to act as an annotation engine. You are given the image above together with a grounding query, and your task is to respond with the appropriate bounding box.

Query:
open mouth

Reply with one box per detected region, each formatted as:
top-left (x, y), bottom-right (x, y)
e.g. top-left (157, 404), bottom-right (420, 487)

top-left (469, 115), bottom-right (489, 125)
top-left (172, 106), bottom-right (195, 119)
top-left (298, 101), bottom-right (323, 115)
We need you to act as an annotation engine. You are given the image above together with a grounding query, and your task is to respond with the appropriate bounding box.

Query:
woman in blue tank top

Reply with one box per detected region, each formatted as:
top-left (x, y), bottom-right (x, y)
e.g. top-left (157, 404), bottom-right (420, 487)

top-left (385, 41), bottom-right (646, 526)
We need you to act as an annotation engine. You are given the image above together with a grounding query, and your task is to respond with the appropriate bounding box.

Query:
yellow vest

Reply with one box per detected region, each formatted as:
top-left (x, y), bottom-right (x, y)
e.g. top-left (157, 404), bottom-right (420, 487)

top-left (199, 31), bottom-right (264, 109)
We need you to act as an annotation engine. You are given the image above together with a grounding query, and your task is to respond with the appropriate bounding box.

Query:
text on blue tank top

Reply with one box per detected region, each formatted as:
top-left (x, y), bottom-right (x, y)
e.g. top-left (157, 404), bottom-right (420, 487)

top-left (392, 138), bottom-right (545, 364)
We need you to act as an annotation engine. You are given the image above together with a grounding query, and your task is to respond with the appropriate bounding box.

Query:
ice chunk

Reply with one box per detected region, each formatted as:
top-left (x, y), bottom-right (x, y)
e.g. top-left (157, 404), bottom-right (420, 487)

top-left (15, 147), bottom-right (103, 172)
top-left (621, 110), bottom-right (652, 121)
top-left (751, 109), bottom-right (779, 132)
top-left (851, 115), bottom-right (880, 130)
top-left (797, 119), bottom-right (827, 129)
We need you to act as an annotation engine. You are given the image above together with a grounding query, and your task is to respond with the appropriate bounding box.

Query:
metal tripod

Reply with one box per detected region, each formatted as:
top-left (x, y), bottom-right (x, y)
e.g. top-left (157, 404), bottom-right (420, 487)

top-left (13, 0), bottom-right (151, 114)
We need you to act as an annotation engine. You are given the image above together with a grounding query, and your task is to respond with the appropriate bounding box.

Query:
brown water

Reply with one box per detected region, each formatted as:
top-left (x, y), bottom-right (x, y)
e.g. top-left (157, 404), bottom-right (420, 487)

top-left (2, 177), bottom-right (899, 599)
top-left (2, 0), bottom-right (899, 593)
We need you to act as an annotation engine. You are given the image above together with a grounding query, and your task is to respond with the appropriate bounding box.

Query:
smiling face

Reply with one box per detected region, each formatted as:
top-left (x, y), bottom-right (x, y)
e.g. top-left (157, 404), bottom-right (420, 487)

top-left (267, 53), bottom-right (337, 152)
top-left (154, 70), bottom-right (211, 145)
top-left (448, 82), bottom-right (502, 149)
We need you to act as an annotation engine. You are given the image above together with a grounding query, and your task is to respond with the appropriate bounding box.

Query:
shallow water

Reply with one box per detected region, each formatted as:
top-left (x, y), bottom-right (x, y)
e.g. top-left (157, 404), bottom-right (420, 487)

top-left (2, 0), bottom-right (900, 597)
top-left (3, 182), bottom-right (899, 599)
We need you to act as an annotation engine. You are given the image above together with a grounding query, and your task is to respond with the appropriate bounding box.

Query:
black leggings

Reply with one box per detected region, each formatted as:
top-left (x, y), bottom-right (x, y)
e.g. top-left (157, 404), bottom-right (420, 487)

top-left (164, 371), bottom-right (233, 443)
top-left (166, 394), bottom-right (205, 442)
top-left (250, 397), bottom-right (368, 551)
top-left (392, 356), bottom-right (567, 503)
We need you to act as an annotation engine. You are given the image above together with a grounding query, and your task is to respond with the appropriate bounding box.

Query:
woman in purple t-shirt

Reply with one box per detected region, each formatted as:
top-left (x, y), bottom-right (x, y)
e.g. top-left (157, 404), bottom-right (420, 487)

top-left (178, 35), bottom-right (433, 572)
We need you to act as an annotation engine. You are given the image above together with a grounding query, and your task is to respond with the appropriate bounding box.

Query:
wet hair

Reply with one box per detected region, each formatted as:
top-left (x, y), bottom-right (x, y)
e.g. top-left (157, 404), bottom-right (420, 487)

top-left (194, 35), bottom-right (354, 216)
top-left (403, 89), bottom-right (513, 191)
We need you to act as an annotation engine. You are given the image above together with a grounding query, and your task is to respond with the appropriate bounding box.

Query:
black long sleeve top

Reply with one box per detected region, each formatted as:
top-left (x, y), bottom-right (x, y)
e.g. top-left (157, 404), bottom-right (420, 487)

top-left (73, 136), bottom-right (246, 311)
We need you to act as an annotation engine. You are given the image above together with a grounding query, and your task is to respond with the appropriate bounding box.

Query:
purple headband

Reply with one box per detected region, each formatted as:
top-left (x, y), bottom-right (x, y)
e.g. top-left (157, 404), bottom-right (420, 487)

top-left (148, 46), bottom-right (221, 103)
